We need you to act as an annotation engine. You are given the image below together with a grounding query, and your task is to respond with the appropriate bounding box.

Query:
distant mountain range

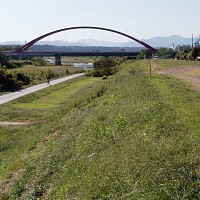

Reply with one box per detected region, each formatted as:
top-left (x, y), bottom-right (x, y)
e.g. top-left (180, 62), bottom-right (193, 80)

top-left (142, 35), bottom-right (195, 48)
top-left (0, 35), bottom-right (196, 48)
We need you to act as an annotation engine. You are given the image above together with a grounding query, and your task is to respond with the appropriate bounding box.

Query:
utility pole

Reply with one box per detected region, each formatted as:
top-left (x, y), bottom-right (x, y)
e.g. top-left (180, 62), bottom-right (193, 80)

top-left (198, 35), bottom-right (200, 56)
top-left (149, 58), bottom-right (151, 77)
top-left (172, 43), bottom-right (175, 50)
top-left (192, 34), bottom-right (194, 49)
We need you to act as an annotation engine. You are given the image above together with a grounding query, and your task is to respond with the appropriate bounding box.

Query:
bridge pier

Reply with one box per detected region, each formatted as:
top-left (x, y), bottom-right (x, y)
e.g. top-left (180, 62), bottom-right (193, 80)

top-left (55, 55), bottom-right (61, 66)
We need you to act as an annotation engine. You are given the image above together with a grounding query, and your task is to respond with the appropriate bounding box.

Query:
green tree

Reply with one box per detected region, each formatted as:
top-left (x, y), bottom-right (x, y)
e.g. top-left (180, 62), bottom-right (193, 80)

top-left (156, 47), bottom-right (176, 59)
top-left (15, 72), bottom-right (31, 85)
top-left (0, 68), bottom-right (21, 91)
top-left (93, 58), bottom-right (116, 70)
top-left (0, 52), bottom-right (9, 67)
top-left (91, 58), bottom-right (117, 77)
top-left (137, 49), bottom-right (152, 59)
top-left (0, 52), bottom-right (18, 68)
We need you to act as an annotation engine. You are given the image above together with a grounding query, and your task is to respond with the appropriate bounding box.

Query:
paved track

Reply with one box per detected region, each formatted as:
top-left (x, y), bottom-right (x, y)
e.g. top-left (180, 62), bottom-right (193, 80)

top-left (0, 73), bottom-right (84, 105)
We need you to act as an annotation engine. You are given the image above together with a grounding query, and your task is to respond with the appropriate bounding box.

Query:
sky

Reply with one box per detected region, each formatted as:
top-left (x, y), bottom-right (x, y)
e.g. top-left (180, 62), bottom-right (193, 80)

top-left (0, 0), bottom-right (200, 43)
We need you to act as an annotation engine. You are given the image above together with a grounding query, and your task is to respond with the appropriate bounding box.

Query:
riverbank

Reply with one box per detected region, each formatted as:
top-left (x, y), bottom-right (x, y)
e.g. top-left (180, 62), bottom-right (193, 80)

top-left (0, 60), bottom-right (199, 199)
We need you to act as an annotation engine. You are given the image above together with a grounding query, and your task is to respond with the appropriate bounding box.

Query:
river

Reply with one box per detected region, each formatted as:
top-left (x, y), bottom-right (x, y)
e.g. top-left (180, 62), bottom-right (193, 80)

top-left (73, 63), bottom-right (93, 70)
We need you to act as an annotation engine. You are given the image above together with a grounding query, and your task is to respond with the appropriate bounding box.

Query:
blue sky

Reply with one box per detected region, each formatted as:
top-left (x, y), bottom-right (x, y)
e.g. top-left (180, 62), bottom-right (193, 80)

top-left (0, 0), bottom-right (200, 42)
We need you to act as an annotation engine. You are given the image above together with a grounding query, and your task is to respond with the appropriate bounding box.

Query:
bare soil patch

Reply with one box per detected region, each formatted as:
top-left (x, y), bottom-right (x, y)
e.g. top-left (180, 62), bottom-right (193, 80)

top-left (155, 66), bottom-right (200, 91)
top-left (0, 169), bottom-right (25, 196)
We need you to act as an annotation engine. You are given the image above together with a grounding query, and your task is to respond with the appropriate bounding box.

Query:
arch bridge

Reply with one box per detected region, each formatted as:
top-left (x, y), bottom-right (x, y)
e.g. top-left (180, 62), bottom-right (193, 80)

top-left (6, 26), bottom-right (157, 65)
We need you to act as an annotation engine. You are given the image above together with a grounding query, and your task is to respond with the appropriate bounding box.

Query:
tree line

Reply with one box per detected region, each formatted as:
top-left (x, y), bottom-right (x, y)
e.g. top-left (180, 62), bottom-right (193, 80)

top-left (137, 46), bottom-right (200, 60)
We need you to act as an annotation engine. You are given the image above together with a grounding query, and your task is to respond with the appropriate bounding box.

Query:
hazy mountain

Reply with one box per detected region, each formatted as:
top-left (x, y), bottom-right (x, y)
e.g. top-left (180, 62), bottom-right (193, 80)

top-left (30, 44), bottom-right (144, 52)
top-left (0, 35), bottom-right (197, 48)
top-left (37, 39), bottom-right (136, 47)
top-left (142, 35), bottom-right (195, 48)
top-left (0, 41), bottom-right (24, 45)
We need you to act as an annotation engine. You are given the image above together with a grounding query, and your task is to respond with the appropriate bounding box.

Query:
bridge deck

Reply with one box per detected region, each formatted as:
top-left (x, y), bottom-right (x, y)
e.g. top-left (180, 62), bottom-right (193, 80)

top-left (5, 51), bottom-right (139, 58)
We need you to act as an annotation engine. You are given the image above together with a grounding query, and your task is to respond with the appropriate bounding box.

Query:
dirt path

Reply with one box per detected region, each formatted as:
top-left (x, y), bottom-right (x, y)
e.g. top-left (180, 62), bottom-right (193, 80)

top-left (152, 61), bottom-right (200, 91)
top-left (0, 121), bottom-right (35, 126)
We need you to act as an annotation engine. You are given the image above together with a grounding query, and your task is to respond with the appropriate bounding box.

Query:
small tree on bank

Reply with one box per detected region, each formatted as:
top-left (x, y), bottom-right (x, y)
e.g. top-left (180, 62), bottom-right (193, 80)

top-left (137, 49), bottom-right (152, 59)
top-left (86, 57), bottom-right (117, 77)
top-left (0, 52), bottom-right (9, 67)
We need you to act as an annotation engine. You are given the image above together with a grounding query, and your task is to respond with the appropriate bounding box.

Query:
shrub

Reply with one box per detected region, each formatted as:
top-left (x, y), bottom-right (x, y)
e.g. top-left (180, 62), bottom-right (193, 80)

top-left (0, 52), bottom-right (9, 67)
top-left (31, 57), bottom-right (47, 66)
top-left (0, 68), bottom-right (21, 91)
top-left (4, 61), bottom-right (18, 69)
top-left (86, 58), bottom-right (117, 77)
top-left (15, 72), bottom-right (31, 85)
top-left (46, 69), bottom-right (58, 80)
top-left (102, 75), bottom-right (107, 80)
top-left (0, 68), bottom-right (31, 91)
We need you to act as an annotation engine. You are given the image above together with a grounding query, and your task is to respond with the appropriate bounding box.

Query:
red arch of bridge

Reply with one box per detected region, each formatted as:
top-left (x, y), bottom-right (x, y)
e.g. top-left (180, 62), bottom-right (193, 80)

top-left (16, 26), bottom-right (157, 53)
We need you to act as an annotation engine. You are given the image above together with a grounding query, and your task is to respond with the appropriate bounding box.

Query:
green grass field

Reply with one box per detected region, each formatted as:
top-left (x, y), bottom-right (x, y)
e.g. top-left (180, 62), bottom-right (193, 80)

top-left (0, 60), bottom-right (199, 199)
top-left (0, 77), bottom-right (99, 121)
top-left (8, 65), bottom-right (81, 75)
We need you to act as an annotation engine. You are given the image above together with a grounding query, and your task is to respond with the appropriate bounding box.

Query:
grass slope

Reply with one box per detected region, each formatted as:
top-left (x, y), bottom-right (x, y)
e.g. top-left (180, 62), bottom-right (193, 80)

top-left (0, 60), bottom-right (199, 199)
top-left (0, 77), bottom-right (98, 121)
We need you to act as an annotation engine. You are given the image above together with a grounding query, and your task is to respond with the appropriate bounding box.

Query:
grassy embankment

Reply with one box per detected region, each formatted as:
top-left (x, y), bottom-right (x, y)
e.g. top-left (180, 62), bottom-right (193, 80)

top-left (0, 60), bottom-right (199, 199)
